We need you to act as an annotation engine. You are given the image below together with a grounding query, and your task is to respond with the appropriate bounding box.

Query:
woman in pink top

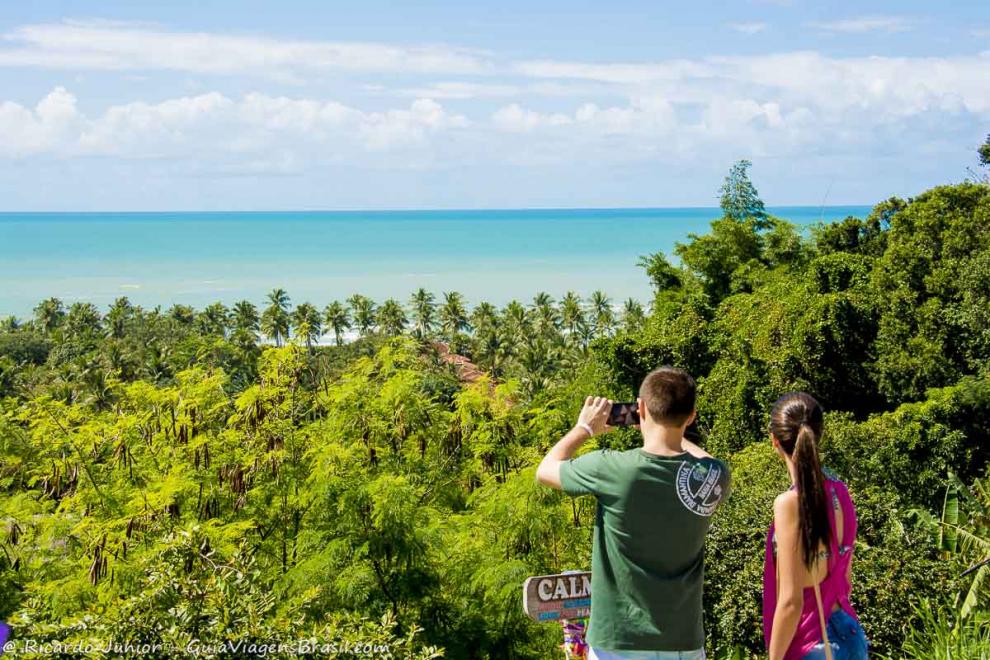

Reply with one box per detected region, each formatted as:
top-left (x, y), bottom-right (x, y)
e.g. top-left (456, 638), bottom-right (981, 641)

top-left (763, 392), bottom-right (869, 660)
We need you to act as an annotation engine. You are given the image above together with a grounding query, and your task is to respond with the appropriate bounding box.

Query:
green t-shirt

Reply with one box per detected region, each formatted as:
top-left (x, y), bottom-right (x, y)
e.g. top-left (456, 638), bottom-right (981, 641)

top-left (559, 448), bottom-right (730, 651)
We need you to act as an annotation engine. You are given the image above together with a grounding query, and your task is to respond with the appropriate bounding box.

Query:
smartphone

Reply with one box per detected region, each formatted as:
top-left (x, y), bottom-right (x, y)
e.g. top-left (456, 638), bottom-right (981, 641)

top-left (608, 402), bottom-right (640, 427)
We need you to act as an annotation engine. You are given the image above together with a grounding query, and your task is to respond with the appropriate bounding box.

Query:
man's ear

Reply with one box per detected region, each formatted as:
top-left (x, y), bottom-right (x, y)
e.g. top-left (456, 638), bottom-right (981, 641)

top-left (637, 397), bottom-right (646, 422)
top-left (686, 409), bottom-right (697, 427)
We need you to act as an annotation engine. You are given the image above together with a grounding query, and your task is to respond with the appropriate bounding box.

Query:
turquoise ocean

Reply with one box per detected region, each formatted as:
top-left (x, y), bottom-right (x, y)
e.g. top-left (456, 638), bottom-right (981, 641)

top-left (0, 206), bottom-right (871, 318)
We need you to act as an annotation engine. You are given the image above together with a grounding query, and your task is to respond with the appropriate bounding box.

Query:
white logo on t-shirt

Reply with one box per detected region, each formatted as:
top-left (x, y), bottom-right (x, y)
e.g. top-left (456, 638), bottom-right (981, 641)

top-left (675, 461), bottom-right (724, 516)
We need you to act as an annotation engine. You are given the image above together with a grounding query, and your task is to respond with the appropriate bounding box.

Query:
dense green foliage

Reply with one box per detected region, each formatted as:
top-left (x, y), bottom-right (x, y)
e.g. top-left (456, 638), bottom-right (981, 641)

top-left (2, 169), bottom-right (990, 657)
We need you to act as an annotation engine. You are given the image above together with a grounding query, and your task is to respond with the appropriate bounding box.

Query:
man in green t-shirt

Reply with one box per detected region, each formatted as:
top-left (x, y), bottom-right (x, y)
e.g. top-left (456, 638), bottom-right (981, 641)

top-left (536, 366), bottom-right (730, 659)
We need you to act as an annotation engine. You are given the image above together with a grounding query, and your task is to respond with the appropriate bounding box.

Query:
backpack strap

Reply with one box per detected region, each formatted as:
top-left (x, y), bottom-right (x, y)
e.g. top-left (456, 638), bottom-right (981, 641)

top-left (812, 480), bottom-right (841, 660)
top-left (813, 579), bottom-right (834, 660)
top-left (772, 527), bottom-right (834, 660)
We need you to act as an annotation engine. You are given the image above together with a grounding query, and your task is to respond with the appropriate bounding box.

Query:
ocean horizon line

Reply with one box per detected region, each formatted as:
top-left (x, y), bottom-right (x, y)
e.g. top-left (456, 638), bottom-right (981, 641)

top-left (0, 205), bottom-right (874, 318)
top-left (0, 203), bottom-right (874, 216)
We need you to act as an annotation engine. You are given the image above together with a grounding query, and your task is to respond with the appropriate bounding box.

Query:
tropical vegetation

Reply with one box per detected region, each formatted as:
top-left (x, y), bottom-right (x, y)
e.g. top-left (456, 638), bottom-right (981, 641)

top-left (1, 155), bottom-right (989, 657)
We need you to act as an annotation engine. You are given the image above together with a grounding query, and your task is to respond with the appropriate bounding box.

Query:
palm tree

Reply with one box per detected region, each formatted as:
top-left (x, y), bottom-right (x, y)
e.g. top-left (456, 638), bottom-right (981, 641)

top-left (104, 339), bottom-right (132, 377)
top-left (470, 301), bottom-right (498, 337)
top-left (197, 302), bottom-right (230, 337)
top-left (231, 300), bottom-right (260, 332)
top-left (232, 300), bottom-right (260, 333)
top-left (292, 302), bottom-right (322, 350)
top-left (621, 298), bottom-right (646, 333)
top-left (76, 357), bottom-right (115, 411)
top-left (409, 288), bottom-right (437, 338)
top-left (476, 326), bottom-right (510, 379)
top-left (347, 294), bottom-right (377, 337)
top-left (142, 342), bottom-right (173, 383)
top-left (519, 337), bottom-right (558, 396)
top-left (589, 290), bottom-right (615, 337)
top-left (439, 291), bottom-right (470, 342)
top-left (323, 301), bottom-right (352, 346)
top-left (230, 300), bottom-right (260, 348)
top-left (169, 304), bottom-right (196, 326)
top-left (65, 302), bottom-right (102, 338)
top-left (502, 300), bottom-right (529, 344)
top-left (532, 291), bottom-right (554, 311)
top-left (104, 297), bottom-right (135, 340)
top-left (531, 292), bottom-right (559, 338)
top-left (576, 316), bottom-right (596, 349)
top-left (261, 288), bottom-right (291, 346)
top-left (559, 291), bottom-right (584, 337)
top-left (33, 297), bottom-right (65, 333)
top-left (377, 298), bottom-right (407, 336)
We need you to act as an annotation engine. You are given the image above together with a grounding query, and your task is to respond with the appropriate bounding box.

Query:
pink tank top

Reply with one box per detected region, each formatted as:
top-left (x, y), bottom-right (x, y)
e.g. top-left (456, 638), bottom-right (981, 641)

top-left (763, 477), bottom-right (859, 660)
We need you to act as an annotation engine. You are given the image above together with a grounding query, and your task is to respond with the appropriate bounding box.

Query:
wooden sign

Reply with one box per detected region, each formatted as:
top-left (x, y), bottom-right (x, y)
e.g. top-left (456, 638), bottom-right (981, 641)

top-left (522, 571), bottom-right (591, 622)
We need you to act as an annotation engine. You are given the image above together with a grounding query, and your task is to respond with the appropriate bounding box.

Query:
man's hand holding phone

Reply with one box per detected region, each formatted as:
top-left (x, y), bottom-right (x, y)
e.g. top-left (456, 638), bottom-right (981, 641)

top-left (537, 395), bottom-right (629, 490)
top-left (577, 396), bottom-right (613, 437)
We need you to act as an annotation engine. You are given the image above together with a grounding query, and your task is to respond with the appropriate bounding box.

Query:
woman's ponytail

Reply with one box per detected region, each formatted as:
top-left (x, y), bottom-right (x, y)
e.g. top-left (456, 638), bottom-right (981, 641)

top-left (770, 393), bottom-right (829, 569)
top-left (793, 422), bottom-right (829, 568)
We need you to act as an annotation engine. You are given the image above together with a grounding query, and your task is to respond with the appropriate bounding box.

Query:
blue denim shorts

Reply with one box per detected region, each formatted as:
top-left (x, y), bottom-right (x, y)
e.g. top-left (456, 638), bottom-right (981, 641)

top-left (802, 608), bottom-right (869, 659)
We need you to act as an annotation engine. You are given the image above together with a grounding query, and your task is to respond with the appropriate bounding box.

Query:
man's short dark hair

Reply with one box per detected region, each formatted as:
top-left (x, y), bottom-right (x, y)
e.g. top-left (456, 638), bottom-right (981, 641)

top-left (639, 366), bottom-right (696, 426)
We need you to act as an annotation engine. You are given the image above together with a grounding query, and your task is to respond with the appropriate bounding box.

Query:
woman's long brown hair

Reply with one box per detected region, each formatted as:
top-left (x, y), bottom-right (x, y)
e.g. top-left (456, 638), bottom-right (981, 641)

top-left (770, 392), bottom-right (829, 569)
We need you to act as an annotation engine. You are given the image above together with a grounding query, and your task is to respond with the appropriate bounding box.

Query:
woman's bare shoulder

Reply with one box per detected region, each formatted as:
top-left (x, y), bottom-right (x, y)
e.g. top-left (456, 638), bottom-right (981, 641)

top-left (773, 490), bottom-right (799, 519)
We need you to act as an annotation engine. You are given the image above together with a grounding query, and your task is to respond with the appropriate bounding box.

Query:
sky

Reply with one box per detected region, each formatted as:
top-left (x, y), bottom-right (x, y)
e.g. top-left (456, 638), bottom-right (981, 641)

top-left (0, 0), bottom-right (987, 210)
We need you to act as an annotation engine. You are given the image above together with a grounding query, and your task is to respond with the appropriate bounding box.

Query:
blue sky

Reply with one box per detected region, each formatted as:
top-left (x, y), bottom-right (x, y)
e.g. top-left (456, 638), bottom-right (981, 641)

top-left (0, 1), bottom-right (987, 210)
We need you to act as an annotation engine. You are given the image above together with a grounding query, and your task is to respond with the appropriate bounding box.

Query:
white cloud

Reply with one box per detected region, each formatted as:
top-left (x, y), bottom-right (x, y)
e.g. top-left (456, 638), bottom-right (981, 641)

top-left (390, 80), bottom-right (618, 100)
top-left (510, 51), bottom-right (990, 118)
top-left (0, 86), bottom-right (81, 156)
top-left (0, 20), bottom-right (490, 79)
top-left (359, 98), bottom-right (470, 150)
top-left (729, 22), bottom-right (768, 35)
top-left (512, 59), bottom-right (712, 84)
top-left (713, 52), bottom-right (990, 116)
top-left (394, 81), bottom-right (521, 99)
top-left (807, 15), bottom-right (917, 34)
top-left (492, 104), bottom-right (571, 131)
top-left (0, 88), bottom-right (469, 160)
top-left (484, 45), bottom-right (989, 166)
top-left (1, 19), bottom-right (988, 178)
top-left (487, 97), bottom-right (682, 168)
top-left (2, 20), bottom-right (978, 131)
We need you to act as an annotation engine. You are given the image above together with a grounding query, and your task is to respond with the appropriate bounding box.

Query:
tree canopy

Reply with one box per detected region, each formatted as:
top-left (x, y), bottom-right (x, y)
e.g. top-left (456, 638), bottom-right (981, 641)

top-left (2, 167), bottom-right (990, 657)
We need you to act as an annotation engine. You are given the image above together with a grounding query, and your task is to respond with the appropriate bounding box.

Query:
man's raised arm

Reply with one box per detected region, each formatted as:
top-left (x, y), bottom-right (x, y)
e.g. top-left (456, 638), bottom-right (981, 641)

top-left (536, 396), bottom-right (612, 490)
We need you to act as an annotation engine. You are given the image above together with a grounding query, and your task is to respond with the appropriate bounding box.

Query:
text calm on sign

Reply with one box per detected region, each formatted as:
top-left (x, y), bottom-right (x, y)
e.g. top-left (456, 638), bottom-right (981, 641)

top-left (522, 571), bottom-right (591, 622)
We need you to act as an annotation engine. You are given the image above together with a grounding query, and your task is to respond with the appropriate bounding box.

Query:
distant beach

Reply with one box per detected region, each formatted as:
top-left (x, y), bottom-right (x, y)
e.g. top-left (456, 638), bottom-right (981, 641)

top-left (0, 206), bottom-right (871, 317)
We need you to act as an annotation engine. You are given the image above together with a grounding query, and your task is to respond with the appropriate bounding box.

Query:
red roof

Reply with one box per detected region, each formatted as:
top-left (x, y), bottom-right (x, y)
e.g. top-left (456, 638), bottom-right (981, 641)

top-left (431, 341), bottom-right (486, 383)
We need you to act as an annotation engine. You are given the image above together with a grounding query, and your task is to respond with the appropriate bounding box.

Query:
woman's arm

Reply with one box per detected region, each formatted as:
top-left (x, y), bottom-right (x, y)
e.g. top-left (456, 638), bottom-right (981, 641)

top-left (680, 437), bottom-right (712, 459)
top-left (769, 491), bottom-right (805, 660)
